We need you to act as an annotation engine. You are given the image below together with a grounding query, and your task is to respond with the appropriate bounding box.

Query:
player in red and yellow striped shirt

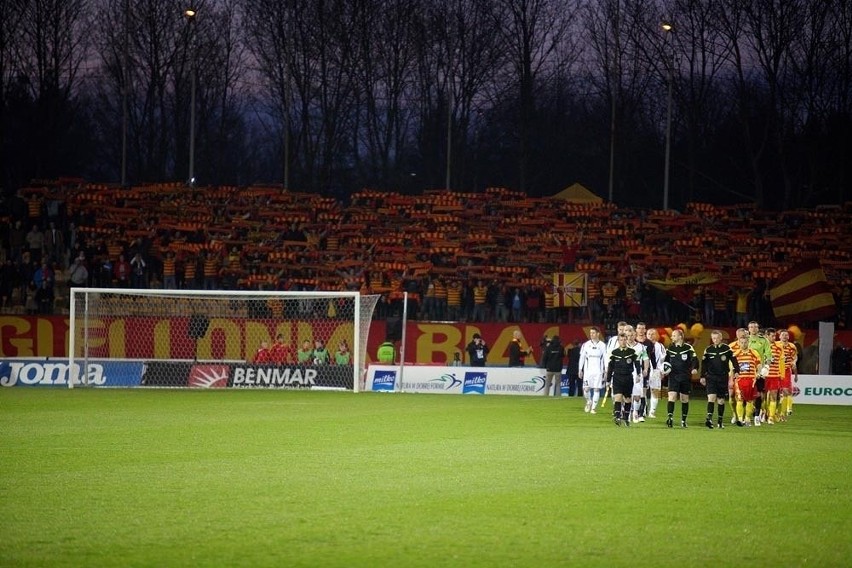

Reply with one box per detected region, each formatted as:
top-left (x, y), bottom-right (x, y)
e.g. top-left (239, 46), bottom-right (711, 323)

top-left (728, 328), bottom-right (748, 423)
top-left (764, 329), bottom-right (783, 424)
top-left (731, 335), bottom-right (762, 426)
top-left (776, 330), bottom-right (799, 420)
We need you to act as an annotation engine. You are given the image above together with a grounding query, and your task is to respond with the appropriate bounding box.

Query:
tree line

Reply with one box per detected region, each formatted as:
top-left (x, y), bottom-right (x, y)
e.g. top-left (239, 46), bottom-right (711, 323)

top-left (1, 0), bottom-right (850, 209)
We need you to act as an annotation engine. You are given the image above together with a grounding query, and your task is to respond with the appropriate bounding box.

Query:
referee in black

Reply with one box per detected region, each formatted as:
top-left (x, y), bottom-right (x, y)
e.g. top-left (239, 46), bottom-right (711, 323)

top-left (700, 330), bottom-right (739, 429)
top-left (664, 329), bottom-right (699, 428)
top-left (606, 334), bottom-right (641, 427)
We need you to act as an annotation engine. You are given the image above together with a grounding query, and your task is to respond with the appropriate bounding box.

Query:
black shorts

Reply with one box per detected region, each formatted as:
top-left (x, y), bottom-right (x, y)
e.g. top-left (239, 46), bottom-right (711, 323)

top-left (705, 376), bottom-right (728, 398)
top-left (754, 377), bottom-right (766, 393)
top-left (667, 374), bottom-right (692, 395)
top-left (612, 377), bottom-right (633, 397)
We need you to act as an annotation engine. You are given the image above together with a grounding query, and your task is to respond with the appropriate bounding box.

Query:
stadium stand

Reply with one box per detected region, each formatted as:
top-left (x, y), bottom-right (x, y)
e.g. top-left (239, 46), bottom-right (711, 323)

top-left (1, 179), bottom-right (851, 328)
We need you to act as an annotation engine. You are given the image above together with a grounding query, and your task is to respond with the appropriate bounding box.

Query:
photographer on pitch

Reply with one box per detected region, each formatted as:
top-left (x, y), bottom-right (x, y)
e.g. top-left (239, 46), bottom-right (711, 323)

top-left (466, 333), bottom-right (490, 367)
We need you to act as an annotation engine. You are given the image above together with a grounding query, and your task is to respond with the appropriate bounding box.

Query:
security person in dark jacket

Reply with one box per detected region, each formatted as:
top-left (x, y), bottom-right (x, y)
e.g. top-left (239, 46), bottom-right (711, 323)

top-left (565, 339), bottom-right (583, 397)
top-left (664, 329), bottom-right (699, 428)
top-left (700, 330), bottom-right (739, 429)
top-left (542, 335), bottom-right (565, 396)
top-left (606, 334), bottom-right (642, 426)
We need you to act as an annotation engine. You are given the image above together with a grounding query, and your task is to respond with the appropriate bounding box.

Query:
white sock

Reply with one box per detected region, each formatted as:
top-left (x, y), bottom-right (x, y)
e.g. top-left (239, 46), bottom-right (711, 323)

top-left (650, 394), bottom-right (659, 414)
top-left (592, 390), bottom-right (600, 407)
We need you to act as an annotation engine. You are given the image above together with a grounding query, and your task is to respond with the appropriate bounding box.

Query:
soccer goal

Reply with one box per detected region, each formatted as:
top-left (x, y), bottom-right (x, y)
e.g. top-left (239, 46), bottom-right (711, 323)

top-left (68, 288), bottom-right (380, 391)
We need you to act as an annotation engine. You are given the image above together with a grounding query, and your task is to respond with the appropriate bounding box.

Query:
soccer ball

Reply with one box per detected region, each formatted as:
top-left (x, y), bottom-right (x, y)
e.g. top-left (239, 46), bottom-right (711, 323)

top-left (759, 364), bottom-right (770, 377)
top-left (662, 361), bottom-right (672, 376)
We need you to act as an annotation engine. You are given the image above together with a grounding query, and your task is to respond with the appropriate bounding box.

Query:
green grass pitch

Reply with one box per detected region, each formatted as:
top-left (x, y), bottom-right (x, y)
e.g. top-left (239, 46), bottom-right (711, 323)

top-left (2, 388), bottom-right (851, 567)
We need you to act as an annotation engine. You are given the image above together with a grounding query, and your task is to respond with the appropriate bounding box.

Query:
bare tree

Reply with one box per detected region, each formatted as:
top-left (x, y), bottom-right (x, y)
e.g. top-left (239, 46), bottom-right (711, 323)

top-left (787, 0), bottom-right (851, 205)
top-left (95, 0), bottom-right (181, 182)
top-left (493, 0), bottom-right (572, 192)
top-left (6, 0), bottom-right (91, 180)
top-left (0, 0), bottom-right (28, 188)
top-left (716, 0), bottom-right (807, 208)
top-left (350, 0), bottom-right (421, 190)
top-left (585, 0), bottom-right (659, 204)
top-left (94, 0), bottom-right (188, 181)
top-left (194, 0), bottom-right (251, 184)
top-left (654, 0), bottom-right (737, 204)
top-left (716, 0), bottom-right (767, 205)
top-left (91, 0), bottom-right (248, 184)
top-left (244, 0), bottom-right (360, 192)
top-left (410, 0), bottom-right (506, 190)
top-left (2, 0), bottom-right (849, 206)
top-left (449, 0), bottom-right (509, 191)
top-left (241, 0), bottom-right (292, 185)
top-left (410, 1), bottom-right (452, 189)
top-left (825, 0), bottom-right (852, 204)
top-left (745, 0), bottom-right (808, 208)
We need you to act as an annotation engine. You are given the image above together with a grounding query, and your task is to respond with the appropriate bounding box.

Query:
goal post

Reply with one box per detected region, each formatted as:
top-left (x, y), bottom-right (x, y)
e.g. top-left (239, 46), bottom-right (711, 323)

top-left (68, 288), bottom-right (380, 391)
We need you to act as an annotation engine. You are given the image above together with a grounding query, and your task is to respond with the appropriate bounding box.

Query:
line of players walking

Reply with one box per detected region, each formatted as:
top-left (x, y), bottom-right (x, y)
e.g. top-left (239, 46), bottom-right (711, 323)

top-left (576, 320), bottom-right (798, 429)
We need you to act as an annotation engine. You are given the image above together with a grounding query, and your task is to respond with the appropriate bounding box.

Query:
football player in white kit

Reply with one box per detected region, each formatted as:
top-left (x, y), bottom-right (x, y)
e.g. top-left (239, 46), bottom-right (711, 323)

top-left (645, 328), bottom-right (667, 418)
top-left (626, 326), bottom-right (650, 422)
top-left (578, 327), bottom-right (607, 414)
top-left (605, 321), bottom-right (629, 366)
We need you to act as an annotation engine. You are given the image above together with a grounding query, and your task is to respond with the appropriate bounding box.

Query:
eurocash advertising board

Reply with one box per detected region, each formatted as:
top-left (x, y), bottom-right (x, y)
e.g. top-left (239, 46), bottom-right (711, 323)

top-left (366, 365), bottom-right (563, 396)
top-left (367, 366), bottom-right (852, 405)
top-left (794, 375), bottom-right (852, 405)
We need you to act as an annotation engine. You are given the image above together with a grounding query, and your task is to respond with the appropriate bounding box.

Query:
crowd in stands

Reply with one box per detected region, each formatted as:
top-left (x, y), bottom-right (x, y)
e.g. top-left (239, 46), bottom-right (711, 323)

top-left (1, 178), bottom-right (851, 330)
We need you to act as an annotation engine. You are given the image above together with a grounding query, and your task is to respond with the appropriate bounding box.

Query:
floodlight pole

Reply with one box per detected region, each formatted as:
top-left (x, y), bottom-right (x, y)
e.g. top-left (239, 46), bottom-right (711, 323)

top-left (662, 21), bottom-right (674, 211)
top-left (398, 292), bottom-right (409, 392)
top-left (186, 8), bottom-right (197, 187)
top-left (121, 0), bottom-right (129, 187)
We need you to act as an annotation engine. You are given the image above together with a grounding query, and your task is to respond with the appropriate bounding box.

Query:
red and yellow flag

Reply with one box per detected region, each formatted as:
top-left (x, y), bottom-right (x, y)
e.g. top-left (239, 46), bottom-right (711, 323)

top-left (770, 261), bottom-right (836, 323)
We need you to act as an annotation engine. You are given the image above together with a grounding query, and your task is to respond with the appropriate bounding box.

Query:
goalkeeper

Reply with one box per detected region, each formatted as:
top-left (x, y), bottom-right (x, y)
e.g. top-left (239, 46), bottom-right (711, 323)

top-left (747, 321), bottom-right (772, 425)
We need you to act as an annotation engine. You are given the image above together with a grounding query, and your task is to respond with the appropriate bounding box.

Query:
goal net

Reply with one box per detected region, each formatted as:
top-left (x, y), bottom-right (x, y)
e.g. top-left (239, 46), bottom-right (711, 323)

top-left (68, 288), bottom-right (380, 391)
